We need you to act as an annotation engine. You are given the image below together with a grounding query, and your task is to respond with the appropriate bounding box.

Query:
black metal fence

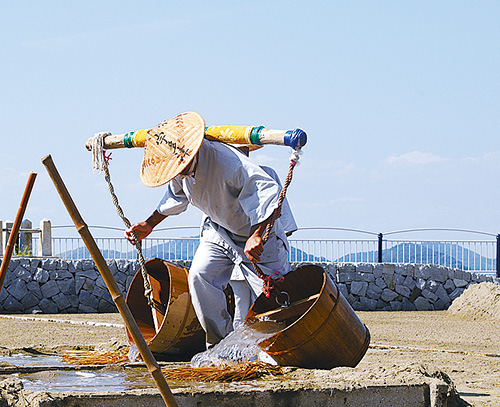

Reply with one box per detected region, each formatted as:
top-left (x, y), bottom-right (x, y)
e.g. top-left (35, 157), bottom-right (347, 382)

top-left (13, 225), bottom-right (498, 278)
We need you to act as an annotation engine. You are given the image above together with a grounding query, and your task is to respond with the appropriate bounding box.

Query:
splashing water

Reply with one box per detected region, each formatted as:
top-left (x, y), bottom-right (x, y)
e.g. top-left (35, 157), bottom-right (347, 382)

top-left (190, 321), bottom-right (284, 367)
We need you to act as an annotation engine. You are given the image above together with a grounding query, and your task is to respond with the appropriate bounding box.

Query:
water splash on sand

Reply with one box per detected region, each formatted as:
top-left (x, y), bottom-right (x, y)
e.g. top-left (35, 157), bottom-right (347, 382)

top-left (190, 321), bottom-right (284, 367)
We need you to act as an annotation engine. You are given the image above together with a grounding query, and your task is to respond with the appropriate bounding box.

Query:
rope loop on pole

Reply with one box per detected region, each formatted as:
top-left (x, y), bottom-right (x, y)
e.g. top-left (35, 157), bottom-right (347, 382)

top-left (90, 133), bottom-right (160, 314)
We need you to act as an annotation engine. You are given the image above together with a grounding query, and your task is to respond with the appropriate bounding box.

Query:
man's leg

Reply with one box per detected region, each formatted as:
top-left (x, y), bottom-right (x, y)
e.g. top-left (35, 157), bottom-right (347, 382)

top-left (230, 235), bottom-right (291, 329)
top-left (188, 240), bottom-right (235, 348)
top-left (229, 279), bottom-right (258, 329)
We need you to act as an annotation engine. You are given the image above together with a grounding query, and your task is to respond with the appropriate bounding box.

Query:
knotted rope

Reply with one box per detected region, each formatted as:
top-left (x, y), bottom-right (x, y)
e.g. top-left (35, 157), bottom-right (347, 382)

top-left (252, 148), bottom-right (302, 299)
top-left (91, 133), bottom-right (162, 314)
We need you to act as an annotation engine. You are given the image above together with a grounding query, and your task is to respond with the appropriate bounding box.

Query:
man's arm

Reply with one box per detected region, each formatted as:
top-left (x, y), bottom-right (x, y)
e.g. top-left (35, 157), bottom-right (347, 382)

top-left (125, 210), bottom-right (167, 244)
top-left (244, 208), bottom-right (280, 263)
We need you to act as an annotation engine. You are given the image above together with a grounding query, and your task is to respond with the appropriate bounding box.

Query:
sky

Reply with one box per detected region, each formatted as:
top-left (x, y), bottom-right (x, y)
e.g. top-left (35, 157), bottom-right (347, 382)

top-left (2, 1), bottom-right (500, 240)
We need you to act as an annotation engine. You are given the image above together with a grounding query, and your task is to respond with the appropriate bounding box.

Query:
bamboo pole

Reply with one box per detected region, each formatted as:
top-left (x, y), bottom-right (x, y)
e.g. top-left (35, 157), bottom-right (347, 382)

top-left (0, 172), bottom-right (37, 294)
top-left (41, 155), bottom-right (178, 407)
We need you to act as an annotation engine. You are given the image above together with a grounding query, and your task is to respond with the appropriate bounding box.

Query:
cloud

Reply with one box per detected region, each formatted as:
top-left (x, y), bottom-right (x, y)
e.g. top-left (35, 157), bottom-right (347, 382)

top-left (463, 151), bottom-right (500, 162)
top-left (385, 151), bottom-right (446, 165)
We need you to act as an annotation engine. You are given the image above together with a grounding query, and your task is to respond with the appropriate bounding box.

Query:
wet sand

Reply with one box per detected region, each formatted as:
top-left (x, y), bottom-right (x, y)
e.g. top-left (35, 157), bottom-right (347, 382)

top-left (0, 311), bottom-right (498, 406)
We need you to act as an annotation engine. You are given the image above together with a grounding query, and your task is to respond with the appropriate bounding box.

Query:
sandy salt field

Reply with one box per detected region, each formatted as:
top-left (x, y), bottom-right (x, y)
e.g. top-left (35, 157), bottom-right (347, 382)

top-left (0, 282), bottom-right (499, 406)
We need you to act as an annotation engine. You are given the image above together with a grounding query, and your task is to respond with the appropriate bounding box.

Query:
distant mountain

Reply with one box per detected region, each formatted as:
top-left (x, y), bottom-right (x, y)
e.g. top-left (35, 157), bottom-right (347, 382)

top-left (58, 240), bottom-right (494, 271)
top-left (289, 245), bottom-right (328, 262)
top-left (59, 238), bottom-right (326, 263)
top-left (336, 242), bottom-right (495, 271)
top-left (59, 246), bottom-right (136, 260)
top-left (59, 239), bottom-right (198, 261)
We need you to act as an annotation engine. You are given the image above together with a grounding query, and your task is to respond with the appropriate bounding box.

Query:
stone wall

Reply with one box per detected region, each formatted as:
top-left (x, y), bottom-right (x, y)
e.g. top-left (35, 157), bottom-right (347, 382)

top-left (320, 262), bottom-right (497, 311)
top-left (0, 258), bottom-right (141, 314)
top-left (0, 258), bottom-right (497, 313)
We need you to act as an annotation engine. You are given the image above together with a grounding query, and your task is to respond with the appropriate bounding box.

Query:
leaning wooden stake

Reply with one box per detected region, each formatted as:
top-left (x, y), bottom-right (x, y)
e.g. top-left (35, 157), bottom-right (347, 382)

top-left (0, 172), bottom-right (37, 294)
top-left (41, 155), bottom-right (178, 407)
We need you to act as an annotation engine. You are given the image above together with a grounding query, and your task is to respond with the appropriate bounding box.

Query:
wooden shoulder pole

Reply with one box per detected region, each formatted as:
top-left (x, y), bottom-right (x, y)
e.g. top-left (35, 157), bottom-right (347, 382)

top-left (41, 155), bottom-right (178, 407)
top-left (0, 172), bottom-right (37, 294)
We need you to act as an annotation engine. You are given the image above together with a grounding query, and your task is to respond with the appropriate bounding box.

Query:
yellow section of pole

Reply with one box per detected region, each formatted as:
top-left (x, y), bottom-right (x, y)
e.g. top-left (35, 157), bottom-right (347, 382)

top-left (205, 125), bottom-right (253, 145)
top-left (130, 128), bottom-right (148, 147)
top-left (0, 172), bottom-right (37, 294)
top-left (41, 155), bottom-right (178, 407)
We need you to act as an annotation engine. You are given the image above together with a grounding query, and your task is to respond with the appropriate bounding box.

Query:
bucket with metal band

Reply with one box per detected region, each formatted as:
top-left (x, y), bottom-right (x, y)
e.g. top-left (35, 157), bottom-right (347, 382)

top-left (245, 264), bottom-right (371, 369)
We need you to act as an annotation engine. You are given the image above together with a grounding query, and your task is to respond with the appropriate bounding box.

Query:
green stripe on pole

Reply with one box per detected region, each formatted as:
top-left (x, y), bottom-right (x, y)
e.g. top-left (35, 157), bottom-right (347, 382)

top-left (123, 132), bottom-right (135, 148)
top-left (250, 126), bottom-right (264, 145)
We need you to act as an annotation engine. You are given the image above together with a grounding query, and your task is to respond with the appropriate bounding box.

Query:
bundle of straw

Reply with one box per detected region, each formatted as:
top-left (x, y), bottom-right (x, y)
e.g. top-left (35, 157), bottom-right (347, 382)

top-left (62, 349), bottom-right (285, 383)
top-left (62, 347), bottom-right (131, 365)
top-left (161, 362), bottom-right (285, 382)
top-left (62, 348), bottom-right (285, 383)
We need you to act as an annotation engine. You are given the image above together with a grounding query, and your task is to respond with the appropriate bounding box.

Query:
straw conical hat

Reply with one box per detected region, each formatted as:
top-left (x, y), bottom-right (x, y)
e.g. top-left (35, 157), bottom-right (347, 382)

top-left (140, 112), bottom-right (205, 187)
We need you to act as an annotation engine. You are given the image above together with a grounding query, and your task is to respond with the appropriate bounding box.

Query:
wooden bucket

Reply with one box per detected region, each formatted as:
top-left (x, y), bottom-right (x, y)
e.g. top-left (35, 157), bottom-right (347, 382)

top-left (125, 258), bottom-right (206, 359)
top-left (245, 264), bottom-right (370, 369)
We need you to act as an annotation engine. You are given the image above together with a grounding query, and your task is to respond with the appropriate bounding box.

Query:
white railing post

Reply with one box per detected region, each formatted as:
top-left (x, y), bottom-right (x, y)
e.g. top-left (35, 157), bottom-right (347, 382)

top-left (40, 219), bottom-right (52, 257)
top-left (20, 219), bottom-right (32, 255)
top-left (3, 220), bottom-right (13, 256)
top-left (0, 219), bottom-right (3, 256)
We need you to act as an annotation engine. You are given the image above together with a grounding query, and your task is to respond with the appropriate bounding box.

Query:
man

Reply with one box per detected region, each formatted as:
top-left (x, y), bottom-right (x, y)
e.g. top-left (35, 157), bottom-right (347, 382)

top-left (125, 138), bottom-right (291, 348)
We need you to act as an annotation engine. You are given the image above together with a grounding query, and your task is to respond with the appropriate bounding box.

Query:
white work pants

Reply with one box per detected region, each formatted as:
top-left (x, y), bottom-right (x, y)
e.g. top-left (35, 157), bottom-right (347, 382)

top-left (188, 236), bottom-right (289, 348)
top-left (229, 270), bottom-right (263, 329)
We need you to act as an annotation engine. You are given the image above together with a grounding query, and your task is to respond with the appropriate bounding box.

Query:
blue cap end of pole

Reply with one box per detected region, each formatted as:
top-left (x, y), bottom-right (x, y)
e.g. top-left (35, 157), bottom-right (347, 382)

top-left (284, 128), bottom-right (307, 149)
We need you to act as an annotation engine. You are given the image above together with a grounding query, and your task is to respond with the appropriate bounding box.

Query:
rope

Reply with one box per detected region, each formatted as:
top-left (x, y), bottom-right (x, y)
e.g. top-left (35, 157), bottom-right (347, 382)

top-left (91, 133), bottom-right (163, 314)
top-left (252, 148), bottom-right (302, 298)
top-left (91, 132), bottom-right (301, 303)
